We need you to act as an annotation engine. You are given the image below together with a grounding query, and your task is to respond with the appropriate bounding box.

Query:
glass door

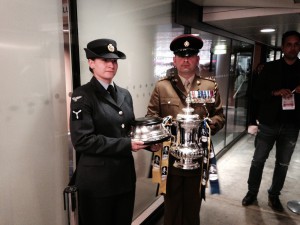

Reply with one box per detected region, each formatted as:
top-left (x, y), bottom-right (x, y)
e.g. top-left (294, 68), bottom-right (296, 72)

top-left (226, 40), bottom-right (253, 144)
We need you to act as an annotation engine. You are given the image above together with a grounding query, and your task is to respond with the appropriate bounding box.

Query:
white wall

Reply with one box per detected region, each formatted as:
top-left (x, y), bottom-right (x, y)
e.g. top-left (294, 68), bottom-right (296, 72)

top-left (0, 1), bottom-right (69, 225)
top-left (0, 1), bottom-right (179, 223)
top-left (77, 0), bottom-right (173, 118)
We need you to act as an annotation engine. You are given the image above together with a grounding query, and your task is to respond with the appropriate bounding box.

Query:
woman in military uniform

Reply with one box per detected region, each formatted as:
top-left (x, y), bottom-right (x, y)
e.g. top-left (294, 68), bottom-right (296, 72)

top-left (70, 39), bottom-right (150, 225)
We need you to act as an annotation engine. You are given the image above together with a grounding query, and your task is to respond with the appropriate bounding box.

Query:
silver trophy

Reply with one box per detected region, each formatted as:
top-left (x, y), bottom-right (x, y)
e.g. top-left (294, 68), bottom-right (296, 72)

top-left (170, 95), bottom-right (203, 170)
top-left (131, 117), bottom-right (171, 144)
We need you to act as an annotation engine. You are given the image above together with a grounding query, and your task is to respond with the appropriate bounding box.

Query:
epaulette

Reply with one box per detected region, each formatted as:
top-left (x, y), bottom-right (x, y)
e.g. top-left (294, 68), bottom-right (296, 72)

top-left (198, 76), bottom-right (218, 92)
top-left (199, 76), bottom-right (216, 82)
top-left (159, 67), bottom-right (177, 81)
top-left (158, 75), bottom-right (169, 81)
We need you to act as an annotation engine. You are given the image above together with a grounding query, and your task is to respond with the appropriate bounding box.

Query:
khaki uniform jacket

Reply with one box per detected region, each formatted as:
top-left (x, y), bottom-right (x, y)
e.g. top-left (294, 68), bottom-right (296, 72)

top-left (146, 68), bottom-right (225, 176)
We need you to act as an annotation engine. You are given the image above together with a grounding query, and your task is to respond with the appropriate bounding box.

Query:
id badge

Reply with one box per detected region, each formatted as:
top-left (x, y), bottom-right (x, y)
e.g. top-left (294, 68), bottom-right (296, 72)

top-left (282, 94), bottom-right (295, 110)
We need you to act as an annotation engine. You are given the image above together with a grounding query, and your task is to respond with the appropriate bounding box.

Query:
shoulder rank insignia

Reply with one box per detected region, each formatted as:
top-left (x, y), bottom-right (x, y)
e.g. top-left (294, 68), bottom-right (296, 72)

top-left (159, 75), bottom-right (169, 81)
top-left (200, 76), bottom-right (216, 82)
top-left (72, 96), bottom-right (82, 102)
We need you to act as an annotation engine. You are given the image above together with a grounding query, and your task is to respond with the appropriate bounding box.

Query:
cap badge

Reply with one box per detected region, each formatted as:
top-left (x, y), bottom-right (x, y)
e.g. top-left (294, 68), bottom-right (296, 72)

top-left (107, 44), bottom-right (115, 52)
top-left (184, 40), bottom-right (190, 47)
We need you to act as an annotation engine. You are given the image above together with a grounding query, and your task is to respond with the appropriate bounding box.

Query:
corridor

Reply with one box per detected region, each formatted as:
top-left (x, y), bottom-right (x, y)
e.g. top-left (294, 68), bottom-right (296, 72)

top-left (153, 133), bottom-right (300, 225)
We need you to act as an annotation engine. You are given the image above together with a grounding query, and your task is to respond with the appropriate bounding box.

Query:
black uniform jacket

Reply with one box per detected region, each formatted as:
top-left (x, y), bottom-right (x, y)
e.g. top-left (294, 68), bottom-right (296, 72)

top-left (254, 58), bottom-right (300, 127)
top-left (70, 76), bottom-right (136, 197)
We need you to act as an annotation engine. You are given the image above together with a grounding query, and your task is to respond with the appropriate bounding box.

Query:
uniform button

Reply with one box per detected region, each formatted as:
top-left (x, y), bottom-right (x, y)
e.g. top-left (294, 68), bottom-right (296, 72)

top-left (121, 124), bottom-right (125, 128)
top-left (119, 111), bottom-right (123, 115)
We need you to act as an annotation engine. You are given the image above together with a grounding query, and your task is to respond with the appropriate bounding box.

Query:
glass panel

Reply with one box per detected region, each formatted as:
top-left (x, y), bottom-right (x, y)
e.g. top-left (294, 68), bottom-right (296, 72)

top-left (191, 28), bottom-right (232, 154)
top-left (226, 40), bottom-right (253, 144)
top-left (268, 50), bottom-right (275, 61)
top-left (154, 26), bottom-right (184, 79)
top-left (275, 50), bottom-right (282, 60)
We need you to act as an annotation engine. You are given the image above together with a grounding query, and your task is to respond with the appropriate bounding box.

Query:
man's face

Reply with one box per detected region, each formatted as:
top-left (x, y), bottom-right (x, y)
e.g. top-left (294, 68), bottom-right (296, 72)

top-left (282, 35), bottom-right (300, 61)
top-left (88, 58), bottom-right (118, 83)
top-left (173, 55), bottom-right (199, 77)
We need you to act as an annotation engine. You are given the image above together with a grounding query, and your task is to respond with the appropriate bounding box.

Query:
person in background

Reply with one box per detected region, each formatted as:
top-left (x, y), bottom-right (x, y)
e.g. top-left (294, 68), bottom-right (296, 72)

top-left (146, 34), bottom-right (225, 225)
top-left (242, 30), bottom-right (300, 212)
top-left (247, 62), bottom-right (264, 135)
top-left (69, 38), bottom-right (156, 225)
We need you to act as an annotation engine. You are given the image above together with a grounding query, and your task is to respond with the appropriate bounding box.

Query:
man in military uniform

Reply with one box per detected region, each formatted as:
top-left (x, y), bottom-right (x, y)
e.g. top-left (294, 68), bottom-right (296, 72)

top-left (146, 34), bottom-right (225, 225)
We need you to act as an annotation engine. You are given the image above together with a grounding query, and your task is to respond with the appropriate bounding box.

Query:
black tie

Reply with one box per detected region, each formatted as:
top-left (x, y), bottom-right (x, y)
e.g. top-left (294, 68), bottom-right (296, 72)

top-left (107, 85), bottom-right (117, 102)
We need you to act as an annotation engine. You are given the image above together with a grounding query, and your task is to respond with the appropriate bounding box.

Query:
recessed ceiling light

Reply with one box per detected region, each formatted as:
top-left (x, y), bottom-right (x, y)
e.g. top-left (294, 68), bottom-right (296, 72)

top-left (260, 28), bottom-right (275, 33)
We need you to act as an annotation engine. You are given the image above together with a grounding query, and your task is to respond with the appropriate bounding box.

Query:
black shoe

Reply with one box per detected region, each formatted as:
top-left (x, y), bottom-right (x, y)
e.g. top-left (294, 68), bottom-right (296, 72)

top-left (268, 195), bottom-right (284, 212)
top-left (242, 192), bottom-right (257, 206)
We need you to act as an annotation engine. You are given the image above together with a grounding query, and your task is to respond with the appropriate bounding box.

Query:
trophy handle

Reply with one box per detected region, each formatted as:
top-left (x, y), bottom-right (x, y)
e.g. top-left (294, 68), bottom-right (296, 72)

top-left (162, 115), bottom-right (173, 127)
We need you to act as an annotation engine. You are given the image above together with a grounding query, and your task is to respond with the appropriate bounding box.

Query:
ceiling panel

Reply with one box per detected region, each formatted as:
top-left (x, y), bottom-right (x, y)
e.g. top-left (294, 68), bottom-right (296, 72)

top-left (189, 0), bottom-right (300, 47)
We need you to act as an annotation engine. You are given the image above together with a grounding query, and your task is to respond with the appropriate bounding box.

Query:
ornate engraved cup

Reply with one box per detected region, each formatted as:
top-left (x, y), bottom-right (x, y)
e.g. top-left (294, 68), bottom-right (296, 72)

top-left (170, 96), bottom-right (203, 170)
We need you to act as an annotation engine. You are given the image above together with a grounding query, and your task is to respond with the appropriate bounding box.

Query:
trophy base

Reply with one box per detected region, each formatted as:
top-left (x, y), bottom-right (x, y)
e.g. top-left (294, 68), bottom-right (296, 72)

top-left (173, 159), bottom-right (200, 170)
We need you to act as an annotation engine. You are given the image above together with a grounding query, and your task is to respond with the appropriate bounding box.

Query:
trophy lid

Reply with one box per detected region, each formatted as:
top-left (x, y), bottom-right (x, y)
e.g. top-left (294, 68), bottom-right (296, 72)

top-left (176, 94), bottom-right (200, 121)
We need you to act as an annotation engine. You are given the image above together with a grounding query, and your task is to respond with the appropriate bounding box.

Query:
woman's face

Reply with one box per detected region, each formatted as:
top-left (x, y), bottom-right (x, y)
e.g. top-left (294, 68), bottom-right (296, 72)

top-left (88, 58), bottom-right (118, 83)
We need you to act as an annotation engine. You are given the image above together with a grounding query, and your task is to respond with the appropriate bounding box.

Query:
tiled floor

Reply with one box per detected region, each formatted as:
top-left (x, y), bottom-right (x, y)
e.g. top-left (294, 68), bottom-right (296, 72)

top-left (151, 133), bottom-right (300, 225)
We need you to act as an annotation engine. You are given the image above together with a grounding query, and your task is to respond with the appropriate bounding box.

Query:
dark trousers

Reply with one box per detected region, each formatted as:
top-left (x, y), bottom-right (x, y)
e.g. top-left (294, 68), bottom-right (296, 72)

top-left (164, 174), bottom-right (202, 225)
top-left (78, 189), bottom-right (135, 225)
top-left (247, 123), bottom-right (299, 196)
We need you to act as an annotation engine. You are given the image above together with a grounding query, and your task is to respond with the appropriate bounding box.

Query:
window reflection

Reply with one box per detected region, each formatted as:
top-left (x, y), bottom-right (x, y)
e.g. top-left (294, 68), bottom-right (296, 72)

top-left (189, 29), bottom-right (254, 154)
top-left (227, 40), bottom-right (253, 144)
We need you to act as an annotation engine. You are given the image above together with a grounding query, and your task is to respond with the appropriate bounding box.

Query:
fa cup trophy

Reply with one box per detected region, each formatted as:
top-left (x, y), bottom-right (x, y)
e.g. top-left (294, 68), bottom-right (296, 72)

top-left (169, 95), bottom-right (204, 170)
